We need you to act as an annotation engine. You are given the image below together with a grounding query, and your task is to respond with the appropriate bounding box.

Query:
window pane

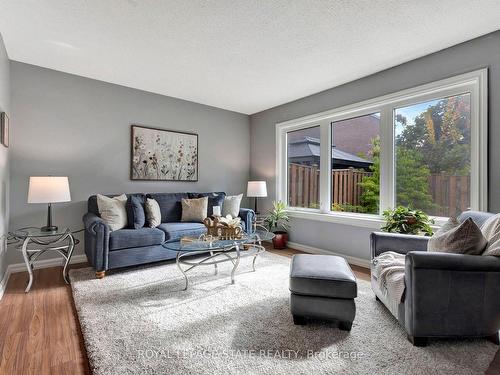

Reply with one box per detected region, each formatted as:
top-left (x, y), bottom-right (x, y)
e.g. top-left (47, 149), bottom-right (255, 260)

top-left (287, 126), bottom-right (321, 208)
top-left (330, 113), bottom-right (380, 214)
top-left (394, 93), bottom-right (471, 217)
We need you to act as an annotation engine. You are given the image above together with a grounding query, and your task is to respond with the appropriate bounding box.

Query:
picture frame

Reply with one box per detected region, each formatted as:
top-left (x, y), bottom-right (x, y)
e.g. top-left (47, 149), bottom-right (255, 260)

top-left (130, 125), bottom-right (198, 181)
top-left (0, 112), bottom-right (8, 148)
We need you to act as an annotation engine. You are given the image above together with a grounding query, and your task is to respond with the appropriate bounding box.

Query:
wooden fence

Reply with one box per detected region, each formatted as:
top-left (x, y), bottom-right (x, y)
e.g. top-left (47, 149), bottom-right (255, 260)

top-left (332, 168), bottom-right (370, 208)
top-left (288, 163), bottom-right (320, 208)
top-left (428, 173), bottom-right (470, 217)
top-left (289, 163), bottom-right (470, 216)
top-left (288, 164), bottom-right (371, 208)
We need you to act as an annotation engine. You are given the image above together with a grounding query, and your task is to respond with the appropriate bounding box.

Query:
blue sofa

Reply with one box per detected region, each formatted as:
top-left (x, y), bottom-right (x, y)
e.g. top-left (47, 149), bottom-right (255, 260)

top-left (83, 192), bottom-right (255, 278)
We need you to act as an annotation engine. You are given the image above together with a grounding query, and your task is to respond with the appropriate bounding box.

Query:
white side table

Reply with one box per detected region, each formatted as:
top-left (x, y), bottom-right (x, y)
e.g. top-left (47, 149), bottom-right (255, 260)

top-left (11, 227), bottom-right (78, 292)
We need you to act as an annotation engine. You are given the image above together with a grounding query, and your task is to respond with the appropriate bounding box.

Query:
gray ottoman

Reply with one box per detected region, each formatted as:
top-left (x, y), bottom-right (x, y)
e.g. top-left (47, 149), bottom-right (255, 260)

top-left (289, 254), bottom-right (357, 330)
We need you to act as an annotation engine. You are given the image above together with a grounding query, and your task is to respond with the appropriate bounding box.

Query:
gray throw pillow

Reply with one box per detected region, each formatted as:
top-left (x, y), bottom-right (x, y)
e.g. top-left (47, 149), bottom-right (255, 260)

top-left (428, 217), bottom-right (487, 255)
top-left (181, 197), bottom-right (208, 222)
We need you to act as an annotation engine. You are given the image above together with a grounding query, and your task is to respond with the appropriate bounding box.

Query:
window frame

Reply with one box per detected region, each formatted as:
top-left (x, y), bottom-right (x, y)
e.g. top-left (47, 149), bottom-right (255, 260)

top-left (276, 69), bottom-right (488, 228)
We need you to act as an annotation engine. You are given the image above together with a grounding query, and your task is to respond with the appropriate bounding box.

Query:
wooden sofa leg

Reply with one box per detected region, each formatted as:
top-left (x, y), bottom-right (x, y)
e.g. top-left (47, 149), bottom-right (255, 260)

top-left (408, 335), bottom-right (428, 347)
top-left (95, 271), bottom-right (106, 279)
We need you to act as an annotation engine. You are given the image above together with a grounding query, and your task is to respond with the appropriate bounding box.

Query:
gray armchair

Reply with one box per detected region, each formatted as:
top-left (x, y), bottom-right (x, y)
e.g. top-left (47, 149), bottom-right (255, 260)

top-left (370, 210), bottom-right (500, 346)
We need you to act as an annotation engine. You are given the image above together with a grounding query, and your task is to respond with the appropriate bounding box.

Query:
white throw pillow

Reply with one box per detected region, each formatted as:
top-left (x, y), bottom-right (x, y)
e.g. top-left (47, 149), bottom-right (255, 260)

top-left (481, 214), bottom-right (500, 256)
top-left (96, 194), bottom-right (128, 231)
top-left (145, 198), bottom-right (162, 228)
top-left (222, 194), bottom-right (243, 218)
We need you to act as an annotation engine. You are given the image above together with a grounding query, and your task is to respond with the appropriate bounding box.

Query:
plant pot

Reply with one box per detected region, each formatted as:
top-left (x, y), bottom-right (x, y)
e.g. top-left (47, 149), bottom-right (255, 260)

top-left (272, 231), bottom-right (289, 249)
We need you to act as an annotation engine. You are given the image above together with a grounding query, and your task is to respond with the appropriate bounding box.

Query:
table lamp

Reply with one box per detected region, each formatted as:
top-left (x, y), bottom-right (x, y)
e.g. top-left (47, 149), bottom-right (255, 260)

top-left (28, 176), bottom-right (71, 231)
top-left (247, 181), bottom-right (267, 215)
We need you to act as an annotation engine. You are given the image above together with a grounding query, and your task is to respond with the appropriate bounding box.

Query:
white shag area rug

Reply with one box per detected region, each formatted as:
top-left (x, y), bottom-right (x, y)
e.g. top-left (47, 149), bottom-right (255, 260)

top-left (69, 252), bottom-right (496, 375)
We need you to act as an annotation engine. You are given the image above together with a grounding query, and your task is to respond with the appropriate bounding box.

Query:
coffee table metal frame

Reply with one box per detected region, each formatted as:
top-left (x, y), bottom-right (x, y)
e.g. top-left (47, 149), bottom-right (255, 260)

top-left (163, 230), bottom-right (273, 290)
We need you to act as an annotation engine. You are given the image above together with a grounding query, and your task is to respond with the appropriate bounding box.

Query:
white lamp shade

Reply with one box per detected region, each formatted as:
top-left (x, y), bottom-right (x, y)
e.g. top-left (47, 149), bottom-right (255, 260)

top-left (28, 176), bottom-right (71, 203)
top-left (247, 181), bottom-right (267, 197)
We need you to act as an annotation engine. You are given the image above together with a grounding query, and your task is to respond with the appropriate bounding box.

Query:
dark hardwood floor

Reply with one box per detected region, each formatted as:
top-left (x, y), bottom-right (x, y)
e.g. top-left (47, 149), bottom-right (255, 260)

top-left (0, 247), bottom-right (496, 374)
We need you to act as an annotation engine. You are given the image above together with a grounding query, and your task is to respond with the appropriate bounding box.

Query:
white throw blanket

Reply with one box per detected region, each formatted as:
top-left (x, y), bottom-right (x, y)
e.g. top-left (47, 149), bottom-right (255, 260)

top-left (371, 252), bottom-right (406, 317)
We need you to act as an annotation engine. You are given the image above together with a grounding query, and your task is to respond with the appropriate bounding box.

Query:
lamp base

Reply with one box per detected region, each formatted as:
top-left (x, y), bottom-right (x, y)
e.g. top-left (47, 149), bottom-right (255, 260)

top-left (42, 203), bottom-right (57, 232)
top-left (254, 197), bottom-right (260, 216)
top-left (41, 225), bottom-right (58, 232)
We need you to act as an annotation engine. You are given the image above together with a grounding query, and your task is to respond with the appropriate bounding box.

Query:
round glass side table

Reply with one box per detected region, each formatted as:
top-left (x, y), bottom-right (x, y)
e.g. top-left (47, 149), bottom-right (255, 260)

top-left (11, 227), bottom-right (79, 292)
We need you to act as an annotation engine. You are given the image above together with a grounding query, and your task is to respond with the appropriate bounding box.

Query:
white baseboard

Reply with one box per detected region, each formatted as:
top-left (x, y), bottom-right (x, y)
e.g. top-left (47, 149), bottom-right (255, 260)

top-left (0, 254), bottom-right (87, 301)
top-left (286, 241), bottom-right (371, 268)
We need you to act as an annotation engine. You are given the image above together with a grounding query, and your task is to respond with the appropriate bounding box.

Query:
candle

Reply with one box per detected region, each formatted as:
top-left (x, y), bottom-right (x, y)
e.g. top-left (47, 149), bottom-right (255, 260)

top-left (213, 206), bottom-right (221, 217)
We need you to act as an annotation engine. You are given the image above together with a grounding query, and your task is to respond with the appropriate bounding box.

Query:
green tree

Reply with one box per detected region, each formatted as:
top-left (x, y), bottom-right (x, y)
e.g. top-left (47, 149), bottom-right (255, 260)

top-left (396, 95), bottom-right (471, 175)
top-left (358, 137), bottom-right (434, 214)
top-left (358, 137), bottom-right (380, 214)
top-left (395, 147), bottom-right (434, 210)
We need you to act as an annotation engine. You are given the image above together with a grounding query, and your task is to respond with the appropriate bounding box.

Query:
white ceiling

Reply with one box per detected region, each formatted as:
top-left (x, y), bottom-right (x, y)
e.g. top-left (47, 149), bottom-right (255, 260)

top-left (1, 1), bottom-right (500, 114)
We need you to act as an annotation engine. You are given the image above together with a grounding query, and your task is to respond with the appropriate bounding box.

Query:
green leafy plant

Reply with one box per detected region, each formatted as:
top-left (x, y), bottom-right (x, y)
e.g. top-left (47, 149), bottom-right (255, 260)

top-left (264, 201), bottom-right (290, 233)
top-left (381, 206), bottom-right (434, 236)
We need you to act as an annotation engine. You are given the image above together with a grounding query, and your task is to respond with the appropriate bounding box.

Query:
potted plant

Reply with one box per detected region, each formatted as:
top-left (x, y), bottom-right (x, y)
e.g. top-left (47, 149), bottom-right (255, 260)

top-left (264, 201), bottom-right (290, 249)
top-left (381, 206), bottom-right (434, 236)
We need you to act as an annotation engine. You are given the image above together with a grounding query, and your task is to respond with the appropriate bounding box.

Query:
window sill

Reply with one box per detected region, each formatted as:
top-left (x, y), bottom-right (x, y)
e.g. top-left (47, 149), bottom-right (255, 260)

top-left (286, 209), bottom-right (447, 231)
top-left (286, 209), bottom-right (385, 229)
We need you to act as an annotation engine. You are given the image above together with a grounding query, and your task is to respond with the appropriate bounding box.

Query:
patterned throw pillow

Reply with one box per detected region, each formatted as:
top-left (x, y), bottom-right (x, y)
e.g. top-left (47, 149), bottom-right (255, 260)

top-left (181, 197), bottom-right (208, 223)
top-left (428, 217), bottom-right (487, 255)
top-left (96, 194), bottom-right (128, 231)
top-left (145, 198), bottom-right (162, 228)
top-left (222, 194), bottom-right (243, 218)
top-left (481, 214), bottom-right (500, 256)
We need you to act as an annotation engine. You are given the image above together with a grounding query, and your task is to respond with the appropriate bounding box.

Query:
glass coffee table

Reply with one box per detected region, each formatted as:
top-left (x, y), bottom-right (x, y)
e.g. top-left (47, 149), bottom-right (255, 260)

top-left (162, 230), bottom-right (274, 290)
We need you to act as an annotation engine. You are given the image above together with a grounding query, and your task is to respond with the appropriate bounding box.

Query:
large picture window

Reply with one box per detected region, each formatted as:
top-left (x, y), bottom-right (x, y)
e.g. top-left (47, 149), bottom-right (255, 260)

top-left (276, 69), bottom-right (487, 226)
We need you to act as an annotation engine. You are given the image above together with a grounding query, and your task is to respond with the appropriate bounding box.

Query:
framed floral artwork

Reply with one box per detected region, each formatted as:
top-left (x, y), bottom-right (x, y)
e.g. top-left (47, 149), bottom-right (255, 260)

top-left (131, 125), bottom-right (198, 181)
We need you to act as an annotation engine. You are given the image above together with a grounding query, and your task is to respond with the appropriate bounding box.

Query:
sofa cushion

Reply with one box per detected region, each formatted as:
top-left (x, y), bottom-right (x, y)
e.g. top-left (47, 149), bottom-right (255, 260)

top-left (188, 192), bottom-right (225, 216)
top-left (126, 195), bottom-right (146, 229)
top-left (109, 227), bottom-right (165, 251)
top-left (147, 193), bottom-right (189, 222)
top-left (157, 222), bottom-right (207, 242)
top-left (290, 254), bottom-right (357, 299)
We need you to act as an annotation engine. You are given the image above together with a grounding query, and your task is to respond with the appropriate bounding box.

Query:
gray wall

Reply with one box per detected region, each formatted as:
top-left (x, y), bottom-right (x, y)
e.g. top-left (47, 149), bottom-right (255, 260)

top-left (9, 62), bottom-right (250, 265)
top-left (250, 30), bottom-right (500, 261)
top-left (0, 35), bottom-right (10, 281)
